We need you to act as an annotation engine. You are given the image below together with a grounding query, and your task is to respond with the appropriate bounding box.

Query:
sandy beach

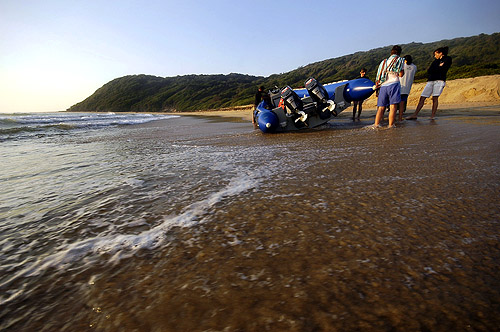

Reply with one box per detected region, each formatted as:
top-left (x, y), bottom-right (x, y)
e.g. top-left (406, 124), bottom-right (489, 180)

top-left (174, 75), bottom-right (500, 122)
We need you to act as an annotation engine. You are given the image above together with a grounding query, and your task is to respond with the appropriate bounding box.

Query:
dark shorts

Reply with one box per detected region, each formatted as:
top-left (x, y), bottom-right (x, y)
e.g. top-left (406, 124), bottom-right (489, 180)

top-left (401, 94), bottom-right (408, 102)
top-left (377, 83), bottom-right (401, 107)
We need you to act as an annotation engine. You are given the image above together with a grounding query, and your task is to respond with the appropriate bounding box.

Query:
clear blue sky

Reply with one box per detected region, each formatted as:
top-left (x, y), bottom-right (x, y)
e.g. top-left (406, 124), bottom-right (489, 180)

top-left (1, 0), bottom-right (499, 113)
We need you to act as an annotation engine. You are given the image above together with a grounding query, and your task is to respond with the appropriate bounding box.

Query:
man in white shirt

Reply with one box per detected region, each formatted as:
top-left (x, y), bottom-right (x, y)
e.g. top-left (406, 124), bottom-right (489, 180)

top-left (399, 55), bottom-right (417, 121)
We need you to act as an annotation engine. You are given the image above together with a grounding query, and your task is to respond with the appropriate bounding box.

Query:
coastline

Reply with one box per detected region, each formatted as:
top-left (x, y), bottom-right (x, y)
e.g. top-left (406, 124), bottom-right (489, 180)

top-left (169, 74), bottom-right (500, 122)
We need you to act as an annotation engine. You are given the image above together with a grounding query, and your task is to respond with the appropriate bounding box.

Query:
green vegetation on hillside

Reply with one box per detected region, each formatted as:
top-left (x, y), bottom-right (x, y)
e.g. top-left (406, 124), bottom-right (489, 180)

top-left (68, 33), bottom-right (500, 112)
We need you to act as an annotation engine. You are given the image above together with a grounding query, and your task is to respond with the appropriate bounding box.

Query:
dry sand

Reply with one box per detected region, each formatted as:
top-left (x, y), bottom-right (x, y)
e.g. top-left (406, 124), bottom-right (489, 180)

top-left (173, 75), bottom-right (500, 121)
top-left (363, 74), bottom-right (500, 110)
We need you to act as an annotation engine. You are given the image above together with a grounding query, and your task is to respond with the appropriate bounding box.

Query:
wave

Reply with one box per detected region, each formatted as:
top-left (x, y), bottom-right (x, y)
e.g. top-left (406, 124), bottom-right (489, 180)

top-left (0, 123), bottom-right (78, 135)
top-left (0, 112), bottom-right (179, 140)
top-left (0, 126), bottom-right (41, 135)
top-left (0, 169), bottom-right (263, 304)
top-left (0, 112), bottom-right (175, 126)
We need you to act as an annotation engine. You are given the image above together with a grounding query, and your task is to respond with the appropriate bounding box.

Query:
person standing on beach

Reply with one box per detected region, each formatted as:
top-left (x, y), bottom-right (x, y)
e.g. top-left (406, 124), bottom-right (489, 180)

top-left (254, 86), bottom-right (266, 108)
top-left (253, 86), bottom-right (266, 128)
top-left (399, 55), bottom-right (417, 121)
top-left (407, 47), bottom-right (452, 120)
top-left (352, 68), bottom-right (369, 120)
top-left (374, 45), bottom-right (405, 128)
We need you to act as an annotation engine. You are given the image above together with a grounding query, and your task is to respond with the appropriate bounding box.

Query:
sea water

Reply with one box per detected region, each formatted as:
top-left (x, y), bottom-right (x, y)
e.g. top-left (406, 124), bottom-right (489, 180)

top-left (0, 112), bottom-right (176, 141)
top-left (0, 112), bottom-right (275, 330)
top-left (1, 110), bottom-right (499, 331)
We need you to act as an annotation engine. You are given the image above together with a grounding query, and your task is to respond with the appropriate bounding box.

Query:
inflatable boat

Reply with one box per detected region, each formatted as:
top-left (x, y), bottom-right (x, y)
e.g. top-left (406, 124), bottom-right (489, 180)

top-left (253, 77), bottom-right (376, 133)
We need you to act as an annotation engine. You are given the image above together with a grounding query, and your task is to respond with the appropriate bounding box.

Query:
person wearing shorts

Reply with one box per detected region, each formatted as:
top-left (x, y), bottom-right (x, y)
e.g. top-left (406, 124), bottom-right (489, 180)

top-left (374, 45), bottom-right (405, 128)
top-left (407, 47), bottom-right (452, 120)
top-left (399, 55), bottom-right (417, 121)
top-left (421, 80), bottom-right (446, 98)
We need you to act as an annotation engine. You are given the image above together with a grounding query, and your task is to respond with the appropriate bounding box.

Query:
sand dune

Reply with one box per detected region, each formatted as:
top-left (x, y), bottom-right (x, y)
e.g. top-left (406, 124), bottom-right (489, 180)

top-left (363, 74), bottom-right (500, 108)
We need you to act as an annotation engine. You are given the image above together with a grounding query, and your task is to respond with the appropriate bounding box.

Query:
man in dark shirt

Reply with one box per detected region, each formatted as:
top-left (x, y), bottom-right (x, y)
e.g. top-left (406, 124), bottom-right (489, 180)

top-left (253, 86), bottom-right (265, 128)
top-left (407, 47), bottom-right (452, 120)
top-left (254, 86), bottom-right (265, 108)
top-left (352, 68), bottom-right (368, 120)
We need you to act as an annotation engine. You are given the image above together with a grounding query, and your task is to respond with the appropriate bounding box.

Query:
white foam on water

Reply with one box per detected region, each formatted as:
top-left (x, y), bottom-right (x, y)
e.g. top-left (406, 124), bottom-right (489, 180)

top-left (2, 169), bottom-right (263, 298)
top-left (0, 112), bottom-right (179, 133)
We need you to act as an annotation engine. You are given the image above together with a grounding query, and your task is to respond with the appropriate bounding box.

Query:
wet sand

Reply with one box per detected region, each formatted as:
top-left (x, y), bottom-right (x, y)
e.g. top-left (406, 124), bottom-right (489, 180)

top-left (175, 103), bottom-right (500, 124)
top-left (3, 108), bottom-right (500, 332)
top-left (90, 110), bottom-right (499, 331)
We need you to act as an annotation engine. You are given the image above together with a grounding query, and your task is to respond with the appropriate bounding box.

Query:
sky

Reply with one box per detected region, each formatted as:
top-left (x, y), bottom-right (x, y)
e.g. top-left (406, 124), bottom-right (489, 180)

top-left (1, 0), bottom-right (499, 113)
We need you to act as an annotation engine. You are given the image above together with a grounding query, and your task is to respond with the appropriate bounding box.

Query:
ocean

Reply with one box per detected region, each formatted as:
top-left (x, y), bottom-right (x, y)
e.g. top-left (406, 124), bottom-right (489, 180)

top-left (1, 110), bottom-right (499, 331)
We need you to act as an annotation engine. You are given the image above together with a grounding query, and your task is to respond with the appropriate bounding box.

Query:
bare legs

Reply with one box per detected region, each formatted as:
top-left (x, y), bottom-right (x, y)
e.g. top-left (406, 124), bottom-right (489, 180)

top-left (430, 96), bottom-right (439, 119)
top-left (374, 104), bottom-right (397, 128)
top-left (252, 111), bottom-right (259, 129)
top-left (374, 106), bottom-right (385, 127)
top-left (407, 96), bottom-right (439, 119)
top-left (388, 104), bottom-right (397, 128)
top-left (398, 100), bottom-right (407, 122)
top-left (407, 96), bottom-right (426, 119)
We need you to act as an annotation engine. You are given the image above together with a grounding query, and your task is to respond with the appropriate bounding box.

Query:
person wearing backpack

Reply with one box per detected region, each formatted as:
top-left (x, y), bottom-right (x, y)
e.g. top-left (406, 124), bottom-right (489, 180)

top-left (373, 45), bottom-right (405, 128)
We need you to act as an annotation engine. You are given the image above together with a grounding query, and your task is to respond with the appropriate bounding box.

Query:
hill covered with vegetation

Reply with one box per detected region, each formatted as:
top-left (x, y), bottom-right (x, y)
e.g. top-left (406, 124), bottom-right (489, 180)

top-left (68, 33), bottom-right (500, 112)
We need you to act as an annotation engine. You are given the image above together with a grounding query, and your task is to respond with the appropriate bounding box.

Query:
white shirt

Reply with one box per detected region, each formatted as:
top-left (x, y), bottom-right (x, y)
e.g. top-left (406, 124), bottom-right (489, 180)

top-left (400, 63), bottom-right (417, 95)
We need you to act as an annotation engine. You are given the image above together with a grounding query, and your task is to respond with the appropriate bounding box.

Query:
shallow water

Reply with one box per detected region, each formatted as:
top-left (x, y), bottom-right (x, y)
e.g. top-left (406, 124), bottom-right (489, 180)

top-left (1, 111), bottom-right (499, 331)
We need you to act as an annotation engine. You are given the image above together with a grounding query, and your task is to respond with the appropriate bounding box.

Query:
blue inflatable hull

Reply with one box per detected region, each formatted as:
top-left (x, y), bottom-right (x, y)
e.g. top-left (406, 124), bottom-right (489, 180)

top-left (294, 78), bottom-right (375, 102)
top-left (254, 78), bottom-right (375, 133)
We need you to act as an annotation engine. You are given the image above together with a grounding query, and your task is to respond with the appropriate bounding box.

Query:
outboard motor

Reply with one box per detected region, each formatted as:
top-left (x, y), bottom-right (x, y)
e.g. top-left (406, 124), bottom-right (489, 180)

top-left (281, 86), bottom-right (308, 123)
top-left (305, 77), bottom-right (329, 104)
top-left (281, 86), bottom-right (303, 114)
top-left (305, 77), bottom-right (335, 120)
